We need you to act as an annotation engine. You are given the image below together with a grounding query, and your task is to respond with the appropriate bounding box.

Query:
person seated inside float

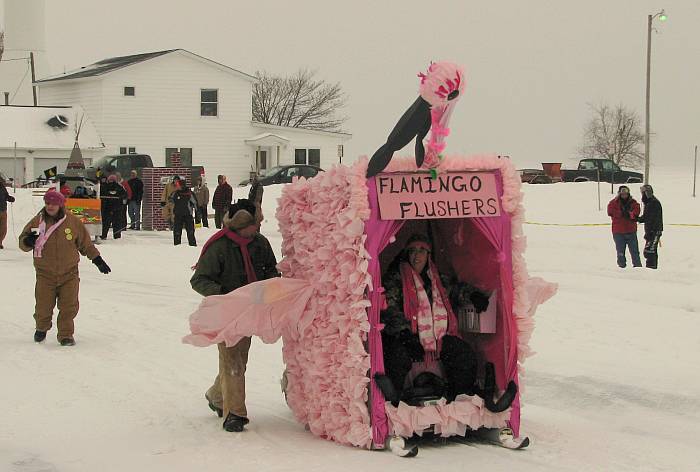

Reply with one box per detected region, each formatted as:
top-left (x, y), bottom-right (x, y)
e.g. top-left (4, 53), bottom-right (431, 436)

top-left (375, 233), bottom-right (516, 412)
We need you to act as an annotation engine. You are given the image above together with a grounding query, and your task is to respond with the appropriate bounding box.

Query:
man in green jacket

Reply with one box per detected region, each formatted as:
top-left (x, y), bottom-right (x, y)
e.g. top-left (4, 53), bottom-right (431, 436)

top-left (190, 199), bottom-right (278, 432)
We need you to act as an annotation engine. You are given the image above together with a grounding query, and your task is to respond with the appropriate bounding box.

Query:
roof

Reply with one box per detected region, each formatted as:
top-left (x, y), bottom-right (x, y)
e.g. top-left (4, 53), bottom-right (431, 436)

top-left (245, 132), bottom-right (291, 147)
top-left (35, 49), bottom-right (257, 84)
top-left (0, 106), bottom-right (105, 150)
top-left (251, 121), bottom-right (352, 139)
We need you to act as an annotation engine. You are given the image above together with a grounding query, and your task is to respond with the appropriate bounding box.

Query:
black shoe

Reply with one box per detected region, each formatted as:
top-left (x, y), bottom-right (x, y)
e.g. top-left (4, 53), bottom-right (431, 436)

top-left (205, 394), bottom-right (223, 418)
top-left (34, 330), bottom-right (46, 342)
top-left (223, 413), bottom-right (249, 432)
top-left (59, 337), bottom-right (76, 346)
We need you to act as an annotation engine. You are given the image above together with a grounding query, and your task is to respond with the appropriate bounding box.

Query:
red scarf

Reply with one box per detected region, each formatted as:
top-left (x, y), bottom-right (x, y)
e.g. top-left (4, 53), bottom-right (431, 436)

top-left (193, 228), bottom-right (257, 283)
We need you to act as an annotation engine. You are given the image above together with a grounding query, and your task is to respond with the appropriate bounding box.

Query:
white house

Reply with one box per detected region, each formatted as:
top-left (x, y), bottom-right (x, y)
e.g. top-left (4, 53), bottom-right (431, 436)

top-left (0, 105), bottom-right (104, 185)
top-left (34, 49), bottom-right (351, 185)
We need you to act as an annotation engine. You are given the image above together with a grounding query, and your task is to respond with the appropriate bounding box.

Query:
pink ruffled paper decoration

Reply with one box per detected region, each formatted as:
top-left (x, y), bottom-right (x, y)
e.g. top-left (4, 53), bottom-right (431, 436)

top-left (183, 278), bottom-right (317, 348)
top-left (385, 395), bottom-right (511, 438)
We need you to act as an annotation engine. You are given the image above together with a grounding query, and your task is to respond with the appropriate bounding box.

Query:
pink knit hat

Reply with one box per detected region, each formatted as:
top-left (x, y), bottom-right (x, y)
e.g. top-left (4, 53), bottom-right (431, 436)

top-left (44, 189), bottom-right (66, 207)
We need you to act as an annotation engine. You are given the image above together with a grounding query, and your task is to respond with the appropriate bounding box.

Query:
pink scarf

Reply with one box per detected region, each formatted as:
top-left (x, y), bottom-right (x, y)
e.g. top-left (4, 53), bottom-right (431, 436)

top-left (194, 228), bottom-right (257, 283)
top-left (33, 214), bottom-right (67, 258)
top-left (400, 261), bottom-right (458, 354)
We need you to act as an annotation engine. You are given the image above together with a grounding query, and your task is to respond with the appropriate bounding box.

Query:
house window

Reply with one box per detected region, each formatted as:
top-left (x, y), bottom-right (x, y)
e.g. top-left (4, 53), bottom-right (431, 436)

top-left (295, 148), bottom-right (320, 166)
top-left (294, 149), bottom-right (307, 164)
top-left (119, 147), bottom-right (136, 154)
top-left (124, 86), bottom-right (135, 96)
top-left (308, 149), bottom-right (321, 167)
top-left (201, 89), bottom-right (218, 116)
top-left (166, 147), bottom-right (193, 167)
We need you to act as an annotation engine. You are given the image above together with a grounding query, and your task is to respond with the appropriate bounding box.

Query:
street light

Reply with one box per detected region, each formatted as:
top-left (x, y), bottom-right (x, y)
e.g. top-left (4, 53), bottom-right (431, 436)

top-left (644, 9), bottom-right (667, 185)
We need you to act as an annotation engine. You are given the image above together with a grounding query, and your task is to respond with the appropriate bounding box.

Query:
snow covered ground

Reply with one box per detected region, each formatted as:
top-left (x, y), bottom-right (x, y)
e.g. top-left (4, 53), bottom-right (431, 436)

top-left (1, 169), bottom-right (698, 471)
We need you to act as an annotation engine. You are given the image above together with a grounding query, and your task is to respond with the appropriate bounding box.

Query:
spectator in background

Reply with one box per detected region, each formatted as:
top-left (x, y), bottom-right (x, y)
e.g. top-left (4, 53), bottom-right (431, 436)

top-left (0, 174), bottom-right (16, 249)
top-left (59, 178), bottom-right (72, 198)
top-left (160, 176), bottom-right (179, 230)
top-left (637, 184), bottom-right (663, 269)
top-left (607, 185), bottom-right (641, 268)
top-left (117, 173), bottom-right (131, 232)
top-left (127, 170), bottom-right (144, 230)
top-left (212, 175), bottom-right (233, 229)
top-left (171, 179), bottom-right (197, 246)
top-left (100, 174), bottom-right (128, 240)
top-left (193, 177), bottom-right (210, 228)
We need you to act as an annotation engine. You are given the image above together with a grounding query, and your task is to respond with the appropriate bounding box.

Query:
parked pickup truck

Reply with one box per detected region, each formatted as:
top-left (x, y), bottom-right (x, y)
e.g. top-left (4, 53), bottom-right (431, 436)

top-left (561, 159), bottom-right (643, 184)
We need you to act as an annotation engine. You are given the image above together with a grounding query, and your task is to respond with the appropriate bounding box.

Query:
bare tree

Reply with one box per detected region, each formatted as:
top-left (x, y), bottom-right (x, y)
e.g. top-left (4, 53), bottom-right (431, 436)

top-left (579, 103), bottom-right (645, 169)
top-left (252, 69), bottom-right (347, 132)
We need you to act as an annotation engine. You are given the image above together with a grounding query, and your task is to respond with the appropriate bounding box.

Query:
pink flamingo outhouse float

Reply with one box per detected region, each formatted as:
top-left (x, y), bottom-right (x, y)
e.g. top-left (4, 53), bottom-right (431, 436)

top-left (184, 62), bottom-right (557, 457)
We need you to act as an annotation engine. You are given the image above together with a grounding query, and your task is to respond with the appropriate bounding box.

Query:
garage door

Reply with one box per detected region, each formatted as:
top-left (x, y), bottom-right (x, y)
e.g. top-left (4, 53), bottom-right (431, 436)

top-left (0, 158), bottom-right (25, 185)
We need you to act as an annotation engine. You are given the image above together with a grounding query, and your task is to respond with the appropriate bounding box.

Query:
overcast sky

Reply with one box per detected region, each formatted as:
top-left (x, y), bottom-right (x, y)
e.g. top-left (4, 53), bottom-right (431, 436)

top-left (3, 0), bottom-right (699, 170)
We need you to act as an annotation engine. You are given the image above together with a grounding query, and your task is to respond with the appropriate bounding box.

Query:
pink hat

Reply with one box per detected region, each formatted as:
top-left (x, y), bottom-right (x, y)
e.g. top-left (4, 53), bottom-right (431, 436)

top-left (44, 189), bottom-right (66, 207)
top-left (107, 174), bottom-right (118, 183)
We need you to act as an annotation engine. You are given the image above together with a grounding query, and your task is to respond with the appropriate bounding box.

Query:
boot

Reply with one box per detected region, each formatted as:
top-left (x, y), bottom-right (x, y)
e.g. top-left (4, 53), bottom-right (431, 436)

top-left (223, 412), bottom-right (249, 432)
top-left (205, 393), bottom-right (223, 418)
top-left (59, 337), bottom-right (76, 346)
top-left (479, 363), bottom-right (517, 413)
top-left (34, 330), bottom-right (46, 343)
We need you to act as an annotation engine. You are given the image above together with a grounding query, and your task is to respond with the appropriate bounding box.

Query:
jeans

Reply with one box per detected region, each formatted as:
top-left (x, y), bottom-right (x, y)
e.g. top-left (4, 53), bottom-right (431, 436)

top-left (128, 200), bottom-right (141, 230)
top-left (195, 205), bottom-right (209, 227)
top-left (214, 208), bottom-right (226, 229)
top-left (613, 232), bottom-right (641, 268)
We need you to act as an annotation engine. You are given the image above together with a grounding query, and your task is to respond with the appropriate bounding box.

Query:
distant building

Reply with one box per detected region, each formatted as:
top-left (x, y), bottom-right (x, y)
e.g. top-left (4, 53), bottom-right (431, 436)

top-left (34, 49), bottom-right (351, 185)
top-left (0, 105), bottom-right (104, 184)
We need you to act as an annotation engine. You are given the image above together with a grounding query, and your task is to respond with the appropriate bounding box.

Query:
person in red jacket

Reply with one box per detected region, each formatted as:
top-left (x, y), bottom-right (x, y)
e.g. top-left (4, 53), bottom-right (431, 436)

top-left (607, 185), bottom-right (641, 268)
top-left (211, 175), bottom-right (233, 229)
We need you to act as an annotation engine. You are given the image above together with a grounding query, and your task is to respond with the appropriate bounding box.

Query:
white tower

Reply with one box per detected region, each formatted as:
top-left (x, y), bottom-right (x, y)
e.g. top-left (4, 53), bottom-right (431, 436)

top-left (0, 0), bottom-right (48, 105)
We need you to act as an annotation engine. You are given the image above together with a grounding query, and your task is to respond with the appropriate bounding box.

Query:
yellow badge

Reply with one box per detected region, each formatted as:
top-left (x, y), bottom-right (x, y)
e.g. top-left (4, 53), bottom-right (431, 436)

top-left (66, 234), bottom-right (73, 241)
top-left (65, 228), bottom-right (72, 234)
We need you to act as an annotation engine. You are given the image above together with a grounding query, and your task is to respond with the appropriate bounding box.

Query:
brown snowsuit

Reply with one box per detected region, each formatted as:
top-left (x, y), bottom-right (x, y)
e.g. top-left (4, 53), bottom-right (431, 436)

top-left (160, 182), bottom-right (177, 225)
top-left (19, 211), bottom-right (100, 340)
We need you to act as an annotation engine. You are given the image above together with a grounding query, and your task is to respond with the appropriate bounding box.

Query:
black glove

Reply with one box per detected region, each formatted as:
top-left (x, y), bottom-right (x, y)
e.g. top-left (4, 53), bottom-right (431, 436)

top-left (398, 329), bottom-right (424, 362)
top-left (23, 232), bottom-right (39, 248)
top-left (92, 256), bottom-right (111, 274)
top-left (160, 202), bottom-right (166, 207)
top-left (6, 195), bottom-right (15, 203)
top-left (470, 291), bottom-right (490, 313)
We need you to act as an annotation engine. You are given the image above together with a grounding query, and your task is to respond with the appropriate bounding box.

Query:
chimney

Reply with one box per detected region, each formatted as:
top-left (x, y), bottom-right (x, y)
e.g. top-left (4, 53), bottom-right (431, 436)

top-left (4, 92), bottom-right (9, 105)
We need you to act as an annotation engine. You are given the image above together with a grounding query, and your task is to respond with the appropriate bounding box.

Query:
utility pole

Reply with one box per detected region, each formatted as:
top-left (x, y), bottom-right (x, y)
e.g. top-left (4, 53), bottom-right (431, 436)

top-left (13, 142), bottom-right (17, 193)
top-left (644, 14), bottom-right (653, 185)
top-left (693, 145), bottom-right (697, 198)
top-left (30, 52), bottom-right (37, 106)
top-left (644, 10), bottom-right (667, 185)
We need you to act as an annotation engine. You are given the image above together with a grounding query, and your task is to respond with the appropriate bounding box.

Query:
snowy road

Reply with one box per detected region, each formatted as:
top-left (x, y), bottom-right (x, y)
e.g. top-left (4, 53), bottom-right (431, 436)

top-left (1, 174), bottom-right (699, 471)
